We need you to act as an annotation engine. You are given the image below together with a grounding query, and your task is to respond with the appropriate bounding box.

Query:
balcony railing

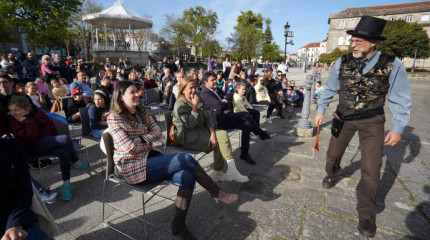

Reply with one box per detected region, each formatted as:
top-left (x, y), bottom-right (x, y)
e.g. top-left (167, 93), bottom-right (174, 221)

top-left (92, 43), bottom-right (151, 52)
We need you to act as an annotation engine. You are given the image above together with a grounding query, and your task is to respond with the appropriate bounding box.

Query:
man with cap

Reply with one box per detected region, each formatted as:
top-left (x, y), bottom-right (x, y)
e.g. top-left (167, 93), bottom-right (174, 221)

top-left (314, 16), bottom-right (411, 237)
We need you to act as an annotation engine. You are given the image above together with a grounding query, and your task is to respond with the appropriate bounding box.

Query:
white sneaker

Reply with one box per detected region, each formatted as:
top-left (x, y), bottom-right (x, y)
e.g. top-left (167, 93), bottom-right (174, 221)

top-left (250, 132), bottom-right (258, 140)
top-left (264, 116), bottom-right (272, 124)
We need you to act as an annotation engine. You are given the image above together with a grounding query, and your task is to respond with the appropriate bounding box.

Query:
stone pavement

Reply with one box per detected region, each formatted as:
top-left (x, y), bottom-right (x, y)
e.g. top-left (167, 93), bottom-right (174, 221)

top-left (33, 67), bottom-right (430, 240)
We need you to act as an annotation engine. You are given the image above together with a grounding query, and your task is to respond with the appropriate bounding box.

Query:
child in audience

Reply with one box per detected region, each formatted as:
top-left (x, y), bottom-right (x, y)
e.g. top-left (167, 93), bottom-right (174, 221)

top-left (35, 78), bottom-right (48, 95)
top-left (233, 82), bottom-right (260, 140)
top-left (88, 90), bottom-right (109, 138)
top-left (66, 88), bottom-right (88, 122)
top-left (8, 96), bottom-right (88, 201)
top-left (15, 83), bottom-right (25, 94)
top-left (51, 79), bottom-right (67, 99)
top-left (25, 82), bottom-right (45, 109)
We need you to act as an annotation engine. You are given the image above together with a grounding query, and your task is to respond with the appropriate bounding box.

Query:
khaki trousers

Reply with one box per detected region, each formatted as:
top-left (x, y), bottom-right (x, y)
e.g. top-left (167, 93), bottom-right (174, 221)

top-left (213, 130), bottom-right (234, 171)
top-left (325, 114), bottom-right (385, 218)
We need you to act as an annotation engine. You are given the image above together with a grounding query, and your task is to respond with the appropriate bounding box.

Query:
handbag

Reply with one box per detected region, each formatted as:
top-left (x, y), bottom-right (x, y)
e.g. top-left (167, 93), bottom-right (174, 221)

top-left (168, 124), bottom-right (180, 147)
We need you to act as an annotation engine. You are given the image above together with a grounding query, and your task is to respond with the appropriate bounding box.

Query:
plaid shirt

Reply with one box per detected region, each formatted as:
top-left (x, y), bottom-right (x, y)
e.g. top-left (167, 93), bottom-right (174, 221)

top-left (107, 111), bottom-right (162, 184)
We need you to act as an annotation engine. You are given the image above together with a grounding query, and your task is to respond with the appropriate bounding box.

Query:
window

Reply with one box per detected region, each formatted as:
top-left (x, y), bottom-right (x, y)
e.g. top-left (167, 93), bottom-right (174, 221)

top-left (346, 35), bottom-right (351, 45)
top-left (348, 19), bottom-right (354, 27)
top-left (405, 15), bottom-right (413, 22)
top-left (389, 17), bottom-right (397, 21)
top-left (338, 36), bottom-right (344, 46)
top-left (421, 15), bottom-right (430, 21)
top-left (338, 20), bottom-right (346, 28)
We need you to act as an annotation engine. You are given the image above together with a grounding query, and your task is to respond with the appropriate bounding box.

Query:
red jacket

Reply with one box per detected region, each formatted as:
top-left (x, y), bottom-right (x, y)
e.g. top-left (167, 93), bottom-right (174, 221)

top-left (9, 109), bottom-right (57, 147)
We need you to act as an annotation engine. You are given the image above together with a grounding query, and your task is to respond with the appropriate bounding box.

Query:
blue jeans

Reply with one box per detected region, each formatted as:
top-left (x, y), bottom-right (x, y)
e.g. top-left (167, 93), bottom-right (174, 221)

top-left (25, 224), bottom-right (54, 240)
top-left (143, 153), bottom-right (198, 190)
top-left (28, 135), bottom-right (79, 181)
top-left (92, 129), bottom-right (105, 139)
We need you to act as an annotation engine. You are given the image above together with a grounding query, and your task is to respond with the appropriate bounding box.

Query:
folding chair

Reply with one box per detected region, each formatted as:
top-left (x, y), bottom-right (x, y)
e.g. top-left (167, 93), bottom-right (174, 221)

top-left (146, 88), bottom-right (167, 121)
top-left (101, 132), bottom-right (174, 240)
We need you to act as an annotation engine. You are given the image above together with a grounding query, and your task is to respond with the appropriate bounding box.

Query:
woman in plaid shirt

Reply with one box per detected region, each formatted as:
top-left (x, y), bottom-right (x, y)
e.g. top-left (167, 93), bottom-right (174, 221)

top-left (107, 81), bottom-right (239, 240)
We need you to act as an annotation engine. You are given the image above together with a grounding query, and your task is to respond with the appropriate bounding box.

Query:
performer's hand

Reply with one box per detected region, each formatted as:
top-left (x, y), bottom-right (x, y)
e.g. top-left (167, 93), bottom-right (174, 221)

top-left (208, 133), bottom-right (218, 149)
top-left (384, 131), bottom-right (402, 146)
top-left (315, 113), bottom-right (324, 126)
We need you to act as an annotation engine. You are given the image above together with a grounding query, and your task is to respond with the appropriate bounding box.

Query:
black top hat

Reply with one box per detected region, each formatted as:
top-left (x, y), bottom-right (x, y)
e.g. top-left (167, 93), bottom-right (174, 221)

top-left (346, 16), bottom-right (387, 41)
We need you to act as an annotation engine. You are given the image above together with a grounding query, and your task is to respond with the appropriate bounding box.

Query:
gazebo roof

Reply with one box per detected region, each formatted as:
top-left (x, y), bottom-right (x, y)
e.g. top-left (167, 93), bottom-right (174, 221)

top-left (83, 0), bottom-right (152, 29)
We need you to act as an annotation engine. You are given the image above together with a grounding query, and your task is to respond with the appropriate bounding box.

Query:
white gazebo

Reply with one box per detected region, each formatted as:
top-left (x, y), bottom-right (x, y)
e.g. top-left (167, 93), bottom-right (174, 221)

top-left (83, 0), bottom-right (153, 63)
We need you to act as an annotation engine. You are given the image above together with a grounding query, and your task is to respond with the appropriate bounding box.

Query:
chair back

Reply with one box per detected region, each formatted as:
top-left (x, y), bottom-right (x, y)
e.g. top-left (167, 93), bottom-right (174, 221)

top-left (61, 97), bottom-right (72, 118)
top-left (102, 132), bottom-right (115, 180)
top-left (49, 115), bottom-right (71, 136)
top-left (163, 112), bottom-right (173, 146)
top-left (79, 107), bottom-right (91, 136)
top-left (146, 88), bottom-right (160, 104)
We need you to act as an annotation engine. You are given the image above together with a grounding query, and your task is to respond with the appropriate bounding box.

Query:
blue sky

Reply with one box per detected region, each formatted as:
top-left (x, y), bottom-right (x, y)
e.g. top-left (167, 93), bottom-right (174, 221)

top-left (96, 0), bottom-right (422, 53)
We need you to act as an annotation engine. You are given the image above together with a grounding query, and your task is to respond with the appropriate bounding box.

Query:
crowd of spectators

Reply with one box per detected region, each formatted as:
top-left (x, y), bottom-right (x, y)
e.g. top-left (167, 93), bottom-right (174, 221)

top-left (0, 51), bottom-right (317, 239)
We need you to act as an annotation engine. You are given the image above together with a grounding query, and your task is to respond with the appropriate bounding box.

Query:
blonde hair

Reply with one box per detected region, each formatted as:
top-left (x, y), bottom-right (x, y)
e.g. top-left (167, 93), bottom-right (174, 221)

top-left (25, 82), bottom-right (37, 91)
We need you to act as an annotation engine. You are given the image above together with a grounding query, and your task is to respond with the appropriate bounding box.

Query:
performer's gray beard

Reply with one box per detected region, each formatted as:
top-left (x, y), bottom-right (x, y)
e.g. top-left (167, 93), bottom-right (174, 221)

top-left (353, 52), bottom-right (364, 59)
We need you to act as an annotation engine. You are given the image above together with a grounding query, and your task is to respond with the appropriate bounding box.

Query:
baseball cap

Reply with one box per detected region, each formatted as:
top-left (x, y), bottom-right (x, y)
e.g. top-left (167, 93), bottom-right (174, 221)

top-left (71, 88), bottom-right (82, 96)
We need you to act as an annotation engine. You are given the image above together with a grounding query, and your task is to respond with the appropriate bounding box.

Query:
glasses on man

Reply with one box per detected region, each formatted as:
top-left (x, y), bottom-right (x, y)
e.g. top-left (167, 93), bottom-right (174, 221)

top-left (0, 81), bottom-right (10, 85)
top-left (350, 40), bottom-right (366, 46)
top-left (277, 74), bottom-right (282, 76)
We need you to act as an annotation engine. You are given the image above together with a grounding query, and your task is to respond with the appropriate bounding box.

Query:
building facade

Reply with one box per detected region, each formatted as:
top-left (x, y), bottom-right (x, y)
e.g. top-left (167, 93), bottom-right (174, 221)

top-left (326, 1), bottom-right (430, 69)
top-left (297, 40), bottom-right (327, 66)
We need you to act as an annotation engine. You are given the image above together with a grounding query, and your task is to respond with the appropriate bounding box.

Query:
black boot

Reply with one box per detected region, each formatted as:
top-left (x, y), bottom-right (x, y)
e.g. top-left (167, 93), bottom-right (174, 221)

top-left (171, 189), bottom-right (197, 240)
top-left (194, 165), bottom-right (239, 204)
top-left (357, 216), bottom-right (376, 237)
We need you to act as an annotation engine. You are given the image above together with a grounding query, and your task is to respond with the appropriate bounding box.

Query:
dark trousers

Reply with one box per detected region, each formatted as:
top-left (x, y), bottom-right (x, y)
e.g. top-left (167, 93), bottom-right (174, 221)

top-left (217, 111), bottom-right (263, 155)
top-left (247, 108), bottom-right (260, 126)
top-left (267, 102), bottom-right (283, 117)
top-left (325, 114), bottom-right (385, 218)
top-left (28, 135), bottom-right (79, 181)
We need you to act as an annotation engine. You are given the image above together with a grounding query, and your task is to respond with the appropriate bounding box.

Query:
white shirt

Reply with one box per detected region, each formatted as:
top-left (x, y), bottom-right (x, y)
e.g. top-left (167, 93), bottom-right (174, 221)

top-left (223, 61), bottom-right (231, 72)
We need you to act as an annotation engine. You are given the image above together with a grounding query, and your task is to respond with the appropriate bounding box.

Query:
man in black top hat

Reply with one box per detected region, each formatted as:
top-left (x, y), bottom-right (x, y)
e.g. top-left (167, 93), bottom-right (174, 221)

top-left (314, 16), bottom-right (411, 237)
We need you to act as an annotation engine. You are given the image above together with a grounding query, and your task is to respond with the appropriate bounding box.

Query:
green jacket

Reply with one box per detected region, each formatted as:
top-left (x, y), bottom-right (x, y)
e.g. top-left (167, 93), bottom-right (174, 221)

top-left (172, 97), bottom-right (214, 153)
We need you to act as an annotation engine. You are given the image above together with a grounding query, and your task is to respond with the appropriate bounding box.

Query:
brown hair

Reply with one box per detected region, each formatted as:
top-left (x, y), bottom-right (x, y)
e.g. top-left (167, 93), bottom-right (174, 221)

top-left (264, 70), bottom-right (273, 80)
top-left (110, 81), bottom-right (149, 126)
top-left (8, 95), bottom-right (31, 110)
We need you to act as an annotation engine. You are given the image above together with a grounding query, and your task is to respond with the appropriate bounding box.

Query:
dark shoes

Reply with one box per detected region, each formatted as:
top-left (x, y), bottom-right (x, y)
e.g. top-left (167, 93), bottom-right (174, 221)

top-left (260, 131), bottom-right (278, 140)
top-left (358, 216), bottom-right (376, 237)
top-left (322, 168), bottom-right (342, 189)
top-left (240, 153), bottom-right (256, 165)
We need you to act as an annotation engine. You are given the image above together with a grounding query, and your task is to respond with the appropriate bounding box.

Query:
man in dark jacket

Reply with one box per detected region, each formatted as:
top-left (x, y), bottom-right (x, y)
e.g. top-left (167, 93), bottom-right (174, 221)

top-left (23, 52), bottom-right (40, 81)
top-left (200, 71), bottom-right (276, 165)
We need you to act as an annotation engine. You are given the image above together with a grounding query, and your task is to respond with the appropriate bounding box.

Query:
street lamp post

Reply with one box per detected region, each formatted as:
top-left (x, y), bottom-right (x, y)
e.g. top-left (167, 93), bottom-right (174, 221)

top-left (411, 40), bottom-right (421, 74)
top-left (284, 22), bottom-right (294, 62)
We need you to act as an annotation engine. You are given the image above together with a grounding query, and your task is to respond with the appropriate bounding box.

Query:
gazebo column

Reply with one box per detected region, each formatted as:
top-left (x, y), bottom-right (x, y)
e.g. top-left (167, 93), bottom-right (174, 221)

top-left (96, 28), bottom-right (99, 46)
top-left (104, 22), bottom-right (108, 50)
top-left (129, 22), bottom-right (132, 51)
top-left (145, 28), bottom-right (148, 52)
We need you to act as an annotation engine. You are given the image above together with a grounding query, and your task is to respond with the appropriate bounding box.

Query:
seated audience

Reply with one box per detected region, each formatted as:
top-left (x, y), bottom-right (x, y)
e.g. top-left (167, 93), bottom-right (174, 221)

top-left (88, 90), bottom-right (109, 138)
top-left (143, 72), bottom-right (158, 89)
top-left (91, 75), bottom-right (114, 98)
top-left (173, 77), bottom-right (249, 182)
top-left (8, 96), bottom-right (88, 201)
top-left (200, 71), bottom-right (277, 165)
top-left (107, 81), bottom-right (238, 239)
top-left (264, 70), bottom-right (284, 122)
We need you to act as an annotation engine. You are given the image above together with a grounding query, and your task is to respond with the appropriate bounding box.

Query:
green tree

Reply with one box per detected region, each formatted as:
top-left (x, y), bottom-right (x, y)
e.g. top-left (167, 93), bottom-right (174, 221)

top-left (318, 47), bottom-right (352, 64)
top-left (178, 6), bottom-right (218, 61)
top-left (378, 19), bottom-right (430, 59)
top-left (160, 15), bottom-right (188, 57)
top-left (264, 18), bottom-right (273, 44)
top-left (70, 0), bottom-right (103, 60)
top-left (228, 10), bottom-right (264, 61)
top-left (0, 0), bottom-right (82, 52)
top-left (201, 38), bottom-right (222, 58)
